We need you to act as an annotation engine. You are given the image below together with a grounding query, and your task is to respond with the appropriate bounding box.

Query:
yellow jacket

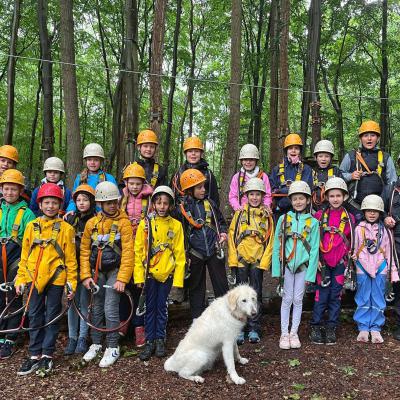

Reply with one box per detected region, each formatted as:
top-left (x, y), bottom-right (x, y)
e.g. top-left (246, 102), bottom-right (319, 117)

top-left (228, 205), bottom-right (274, 270)
top-left (134, 215), bottom-right (185, 288)
top-left (15, 217), bottom-right (78, 293)
top-left (80, 210), bottom-right (134, 284)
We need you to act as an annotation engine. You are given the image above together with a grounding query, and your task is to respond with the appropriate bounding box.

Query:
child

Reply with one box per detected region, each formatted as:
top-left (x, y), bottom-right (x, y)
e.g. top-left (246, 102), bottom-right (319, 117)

top-left (0, 145), bottom-right (19, 200)
top-left (171, 136), bottom-right (220, 206)
top-left (270, 134), bottom-right (313, 219)
top-left (272, 181), bottom-right (319, 349)
top-left (135, 129), bottom-right (167, 188)
top-left (80, 181), bottom-right (134, 368)
top-left (228, 177), bottom-right (274, 344)
top-left (0, 170), bottom-right (35, 359)
top-left (311, 140), bottom-right (343, 212)
top-left (309, 177), bottom-right (354, 345)
top-left (176, 169), bottom-right (229, 320)
top-left (30, 157), bottom-right (72, 216)
top-left (64, 184), bottom-right (96, 355)
top-left (134, 186), bottom-right (185, 361)
top-left (229, 144), bottom-right (272, 211)
top-left (66, 143), bottom-right (117, 213)
top-left (14, 183), bottom-right (77, 375)
top-left (120, 162), bottom-right (153, 346)
top-left (352, 194), bottom-right (399, 343)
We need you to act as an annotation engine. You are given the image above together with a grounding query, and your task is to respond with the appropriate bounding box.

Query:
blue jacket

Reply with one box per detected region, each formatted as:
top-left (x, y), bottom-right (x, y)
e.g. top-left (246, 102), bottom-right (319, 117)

top-left (271, 210), bottom-right (319, 283)
top-left (270, 158), bottom-right (313, 213)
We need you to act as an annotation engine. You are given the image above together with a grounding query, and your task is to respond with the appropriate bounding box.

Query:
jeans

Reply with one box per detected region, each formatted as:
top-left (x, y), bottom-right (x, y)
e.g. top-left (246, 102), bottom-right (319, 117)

top-left (67, 282), bottom-right (89, 340)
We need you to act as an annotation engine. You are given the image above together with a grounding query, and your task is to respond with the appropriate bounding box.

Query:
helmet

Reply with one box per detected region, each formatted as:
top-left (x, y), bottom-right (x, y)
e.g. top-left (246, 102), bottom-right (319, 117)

top-left (0, 145), bottom-right (19, 163)
top-left (244, 177), bottom-right (266, 194)
top-left (283, 133), bottom-right (303, 149)
top-left (239, 144), bottom-right (260, 160)
top-left (43, 157), bottom-right (65, 173)
top-left (37, 183), bottom-right (64, 203)
top-left (180, 169), bottom-right (206, 191)
top-left (183, 136), bottom-right (204, 152)
top-left (324, 177), bottom-right (349, 201)
top-left (123, 163), bottom-right (146, 180)
top-left (361, 194), bottom-right (384, 212)
top-left (73, 184), bottom-right (96, 202)
top-left (83, 143), bottom-right (105, 159)
top-left (358, 120), bottom-right (381, 136)
top-left (151, 185), bottom-right (175, 205)
top-left (137, 129), bottom-right (159, 145)
top-left (0, 169), bottom-right (25, 186)
top-left (288, 180), bottom-right (311, 197)
top-left (313, 140), bottom-right (334, 156)
top-left (95, 181), bottom-right (120, 202)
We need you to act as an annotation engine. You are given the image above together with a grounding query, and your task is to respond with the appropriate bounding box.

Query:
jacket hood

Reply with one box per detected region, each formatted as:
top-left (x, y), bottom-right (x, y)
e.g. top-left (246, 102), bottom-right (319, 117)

top-left (122, 184), bottom-right (153, 199)
top-left (184, 158), bottom-right (209, 170)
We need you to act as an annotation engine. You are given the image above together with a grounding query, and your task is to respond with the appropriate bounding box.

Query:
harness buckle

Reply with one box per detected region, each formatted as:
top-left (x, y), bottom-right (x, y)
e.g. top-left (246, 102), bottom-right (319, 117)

top-left (0, 237), bottom-right (10, 245)
top-left (285, 180), bottom-right (293, 187)
top-left (321, 277), bottom-right (331, 288)
top-left (195, 218), bottom-right (205, 225)
top-left (97, 242), bottom-right (107, 250)
top-left (317, 181), bottom-right (325, 188)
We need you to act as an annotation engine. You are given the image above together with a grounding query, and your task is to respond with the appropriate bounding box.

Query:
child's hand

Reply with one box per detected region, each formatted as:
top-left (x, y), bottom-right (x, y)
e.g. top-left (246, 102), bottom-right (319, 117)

top-left (63, 211), bottom-right (75, 220)
top-left (351, 253), bottom-right (357, 261)
top-left (384, 216), bottom-right (396, 228)
top-left (82, 277), bottom-right (95, 290)
top-left (351, 170), bottom-right (362, 180)
top-left (67, 290), bottom-right (75, 301)
top-left (136, 283), bottom-right (144, 288)
top-left (318, 261), bottom-right (322, 271)
top-left (15, 284), bottom-right (25, 296)
top-left (219, 233), bottom-right (227, 244)
top-left (114, 281), bottom-right (126, 293)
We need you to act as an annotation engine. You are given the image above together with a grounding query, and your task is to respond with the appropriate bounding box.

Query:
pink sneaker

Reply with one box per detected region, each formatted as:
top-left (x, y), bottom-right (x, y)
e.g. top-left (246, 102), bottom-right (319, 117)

top-left (289, 333), bottom-right (301, 349)
top-left (279, 334), bottom-right (290, 350)
top-left (371, 331), bottom-right (384, 344)
top-left (135, 326), bottom-right (146, 348)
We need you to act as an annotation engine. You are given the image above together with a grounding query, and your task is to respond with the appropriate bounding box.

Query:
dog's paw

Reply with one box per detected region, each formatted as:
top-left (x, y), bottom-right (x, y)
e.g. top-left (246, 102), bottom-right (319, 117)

top-left (191, 375), bottom-right (205, 384)
top-left (231, 375), bottom-right (246, 385)
top-left (238, 357), bottom-right (249, 365)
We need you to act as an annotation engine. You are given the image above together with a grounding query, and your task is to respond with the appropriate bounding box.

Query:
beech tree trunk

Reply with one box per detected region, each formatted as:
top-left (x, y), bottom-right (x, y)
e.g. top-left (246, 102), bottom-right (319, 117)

top-left (380, 0), bottom-right (389, 151)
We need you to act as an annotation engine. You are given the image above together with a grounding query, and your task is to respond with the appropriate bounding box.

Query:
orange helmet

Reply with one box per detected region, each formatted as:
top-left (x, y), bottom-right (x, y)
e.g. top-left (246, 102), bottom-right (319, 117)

top-left (0, 145), bottom-right (19, 163)
top-left (283, 133), bottom-right (303, 149)
top-left (183, 136), bottom-right (204, 152)
top-left (123, 162), bottom-right (146, 180)
top-left (137, 129), bottom-right (159, 145)
top-left (73, 184), bottom-right (96, 202)
top-left (0, 169), bottom-right (24, 186)
top-left (358, 120), bottom-right (381, 136)
top-left (180, 169), bottom-right (206, 191)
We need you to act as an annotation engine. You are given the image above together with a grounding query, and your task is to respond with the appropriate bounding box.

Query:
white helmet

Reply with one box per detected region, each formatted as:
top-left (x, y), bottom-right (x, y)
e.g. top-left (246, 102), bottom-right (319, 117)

top-left (244, 177), bottom-right (266, 194)
top-left (361, 194), bottom-right (384, 213)
top-left (239, 144), bottom-right (260, 160)
top-left (83, 143), bottom-right (105, 159)
top-left (151, 185), bottom-right (175, 205)
top-left (43, 157), bottom-right (65, 173)
top-left (324, 177), bottom-right (349, 201)
top-left (313, 140), bottom-right (334, 156)
top-left (288, 180), bottom-right (311, 197)
top-left (95, 181), bottom-right (120, 202)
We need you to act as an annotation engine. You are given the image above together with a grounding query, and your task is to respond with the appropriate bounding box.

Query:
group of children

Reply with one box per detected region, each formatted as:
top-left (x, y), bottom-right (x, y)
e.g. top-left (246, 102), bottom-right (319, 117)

top-left (1, 119), bottom-right (400, 377)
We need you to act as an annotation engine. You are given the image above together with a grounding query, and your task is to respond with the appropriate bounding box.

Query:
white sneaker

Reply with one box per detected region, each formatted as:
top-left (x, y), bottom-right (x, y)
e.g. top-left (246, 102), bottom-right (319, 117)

top-left (289, 333), bottom-right (301, 349)
top-left (279, 334), bottom-right (291, 350)
top-left (99, 347), bottom-right (120, 368)
top-left (83, 344), bottom-right (102, 362)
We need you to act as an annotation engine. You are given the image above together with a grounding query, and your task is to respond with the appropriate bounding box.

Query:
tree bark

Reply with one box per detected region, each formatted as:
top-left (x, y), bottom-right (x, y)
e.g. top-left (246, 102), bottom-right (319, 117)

top-left (4, 0), bottom-right (22, 145)
top-left (380, 0), bottom-right (389, 151)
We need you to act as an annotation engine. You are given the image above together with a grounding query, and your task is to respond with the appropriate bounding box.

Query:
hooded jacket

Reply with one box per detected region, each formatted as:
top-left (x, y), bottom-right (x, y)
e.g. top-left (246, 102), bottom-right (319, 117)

top-left (136, 158), bottom-right (168, 188)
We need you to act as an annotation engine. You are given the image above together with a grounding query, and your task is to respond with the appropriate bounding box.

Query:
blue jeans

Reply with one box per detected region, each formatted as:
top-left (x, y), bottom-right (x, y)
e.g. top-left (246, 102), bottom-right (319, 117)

top-left (67, 282), bottom-right (89, 340)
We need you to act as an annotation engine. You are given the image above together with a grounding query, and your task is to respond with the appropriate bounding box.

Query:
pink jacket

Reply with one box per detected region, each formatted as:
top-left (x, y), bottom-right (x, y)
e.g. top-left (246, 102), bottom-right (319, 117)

top-left (354, 221), bottom-right (399, 281)
top-left (315, 208), bottom-right (354, 267)
top-left (229, 169), bottom-right (272, 211)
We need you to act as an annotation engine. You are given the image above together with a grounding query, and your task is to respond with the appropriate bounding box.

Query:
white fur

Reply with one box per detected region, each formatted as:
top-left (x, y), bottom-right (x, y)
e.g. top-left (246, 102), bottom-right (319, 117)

top-left (164, 284), bottom-right (258, 385)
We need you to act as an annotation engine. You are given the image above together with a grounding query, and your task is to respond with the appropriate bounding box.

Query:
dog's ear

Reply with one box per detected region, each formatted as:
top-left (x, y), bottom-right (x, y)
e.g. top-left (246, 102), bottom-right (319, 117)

top-left (227, 290), bottom-right (238, 312)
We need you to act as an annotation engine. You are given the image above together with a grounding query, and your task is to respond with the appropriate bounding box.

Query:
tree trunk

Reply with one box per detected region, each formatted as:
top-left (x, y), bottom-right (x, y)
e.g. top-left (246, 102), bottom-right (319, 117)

top-left (220, 0), bottom-right (241, 219)
top-left (149, 0), bottom-right (167, 138)
top-left (380, 0), bottom-right (389, 151)
top-left (59, 0), bottom-right (83, 187)
top-left (188, 0), bottom-right (196, 136)
top-left (37, 0), bottom-right (54, 161)
top-left (4, 0), bottom-right (22, 145)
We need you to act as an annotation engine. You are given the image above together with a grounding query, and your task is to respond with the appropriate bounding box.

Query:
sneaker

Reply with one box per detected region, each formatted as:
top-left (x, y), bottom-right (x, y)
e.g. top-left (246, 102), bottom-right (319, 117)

top-left (309, 325), bottom-right (325, 345)
top-left (393, 327), bottom-right (400, 341)
top-left (371, 331), bottom-right (384, 344)
top-left (237, 331), bottom-right (245, 346)
top-left (83, 344), bottom-right (102, 362)
top-left (155, 338), bottom-right (166, 358)
top-left (325, 326), bottom-right (336, 345)
top-left (279, 334), bottom-right (290, 350)
top-left (248, 330), bottom-right (260, 343)
top-left (99, 347), bottom-right (120, 368)
top-left (139, 341), bottom-right (155, 361)
top-left (0, 340), bottom-right (15, 359)
top-left (36, 357), bottom-right (53, 376)
top-left (356, 331), bottom-right (369, 343)
top-left (135, 326), bottom-right (146, 348)
top-left (75, 337), bottom-right (88, 354)
top-left (289, 333), bottom-right (301, 349)
top-left (17, 357), bottom-right (40, 376)
top-left (64, 338), bottom-right (77, 355)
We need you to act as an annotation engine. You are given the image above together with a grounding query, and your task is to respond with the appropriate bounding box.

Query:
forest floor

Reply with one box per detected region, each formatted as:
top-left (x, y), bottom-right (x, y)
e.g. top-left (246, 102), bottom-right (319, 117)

top-left (0, 308), bottom-right (399, 400)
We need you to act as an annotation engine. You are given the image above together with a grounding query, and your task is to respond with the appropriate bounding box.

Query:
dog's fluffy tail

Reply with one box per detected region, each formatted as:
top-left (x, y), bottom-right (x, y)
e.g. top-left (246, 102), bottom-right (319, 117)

top-left (164, 355), bottom-right (175, 372)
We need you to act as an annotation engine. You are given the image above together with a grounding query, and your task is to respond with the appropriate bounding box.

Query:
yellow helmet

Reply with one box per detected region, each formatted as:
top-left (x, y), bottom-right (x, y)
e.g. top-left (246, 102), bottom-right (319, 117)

top-left (358, 120), bottom-right (381, 136)
top-left (183, 136), bottom-right (204, 152)
top-left (137, 129), bottom-right (159, 145)
top-left (0, 169), bottom-right (25, 186)
top-left (123, 162), bottom-right (146, 180)
top-left (180, 169), bottom-right (206, 191)
top-left (0, 145), bottom-right (19, 163)
top-left (283, 133), bottom-right (303, 149)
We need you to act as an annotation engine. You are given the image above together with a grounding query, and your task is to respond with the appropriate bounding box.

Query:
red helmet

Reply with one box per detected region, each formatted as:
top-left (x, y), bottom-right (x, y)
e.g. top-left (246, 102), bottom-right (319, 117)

top-left (37, 183), bottom-right (64, 203)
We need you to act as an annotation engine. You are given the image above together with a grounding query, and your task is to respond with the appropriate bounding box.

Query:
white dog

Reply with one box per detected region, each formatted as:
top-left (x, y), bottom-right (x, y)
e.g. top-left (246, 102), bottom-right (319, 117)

top-left (164, 284), bottom-right (258, 385)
